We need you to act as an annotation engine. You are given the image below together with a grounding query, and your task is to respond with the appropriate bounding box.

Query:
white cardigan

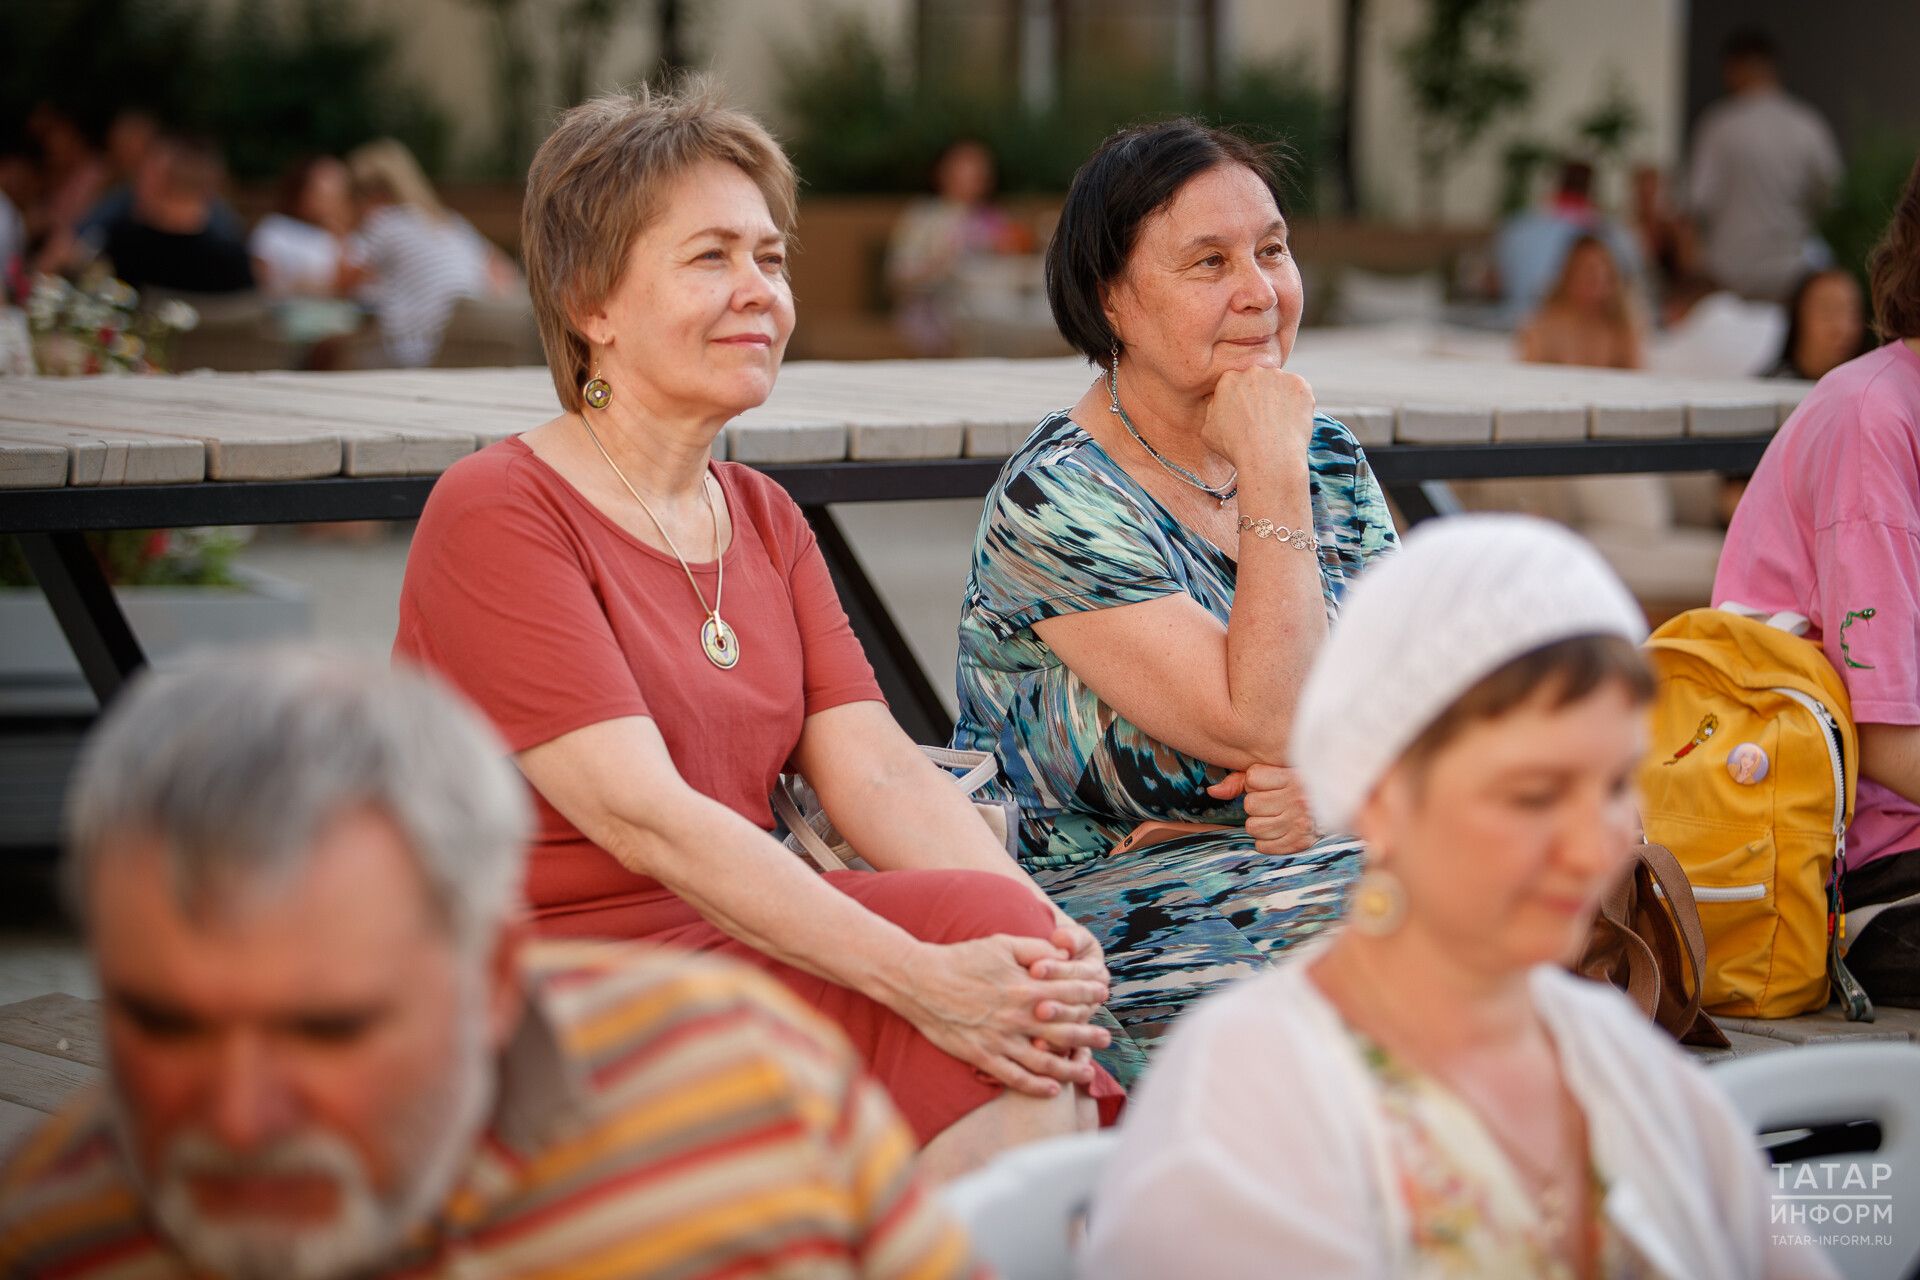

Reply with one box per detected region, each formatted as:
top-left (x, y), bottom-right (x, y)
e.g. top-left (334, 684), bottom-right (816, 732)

top-left (1082, 949), bottom-right (1836, 1279)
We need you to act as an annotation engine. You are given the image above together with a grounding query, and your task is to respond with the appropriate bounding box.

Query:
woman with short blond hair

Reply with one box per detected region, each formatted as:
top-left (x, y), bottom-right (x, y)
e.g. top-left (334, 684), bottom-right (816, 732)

top-left (395, 78), bottom-right (1120, 1179)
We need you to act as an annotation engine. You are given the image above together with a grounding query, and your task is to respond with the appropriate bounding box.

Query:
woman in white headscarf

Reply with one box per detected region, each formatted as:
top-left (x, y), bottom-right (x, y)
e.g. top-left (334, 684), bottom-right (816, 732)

top-left (1084, 515), bottom-right (1835, 1280)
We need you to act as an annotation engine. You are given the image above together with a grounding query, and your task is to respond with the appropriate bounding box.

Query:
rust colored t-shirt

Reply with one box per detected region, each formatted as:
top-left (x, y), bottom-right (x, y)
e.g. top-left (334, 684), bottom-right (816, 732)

top-left (395, 436), bottom-right (883, 933)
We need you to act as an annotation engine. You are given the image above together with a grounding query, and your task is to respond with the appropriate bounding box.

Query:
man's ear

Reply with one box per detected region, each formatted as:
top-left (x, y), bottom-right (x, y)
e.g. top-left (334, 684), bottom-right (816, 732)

top-left (483, 917), bottom-right (531, 1052)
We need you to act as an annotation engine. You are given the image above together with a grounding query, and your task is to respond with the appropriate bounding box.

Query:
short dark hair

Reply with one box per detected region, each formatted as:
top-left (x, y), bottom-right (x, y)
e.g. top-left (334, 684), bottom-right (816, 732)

top-left (1555, 160), bottom-right (1595, 200)
top-left (1721, 27), bottom-right (1777, 64)
top-left (1402, 635), bottom-right (1655, 775)
top-left (1869, 152), bottom-right (1920, 343)
top-left (1045, 118), bottom-right (1292, 369)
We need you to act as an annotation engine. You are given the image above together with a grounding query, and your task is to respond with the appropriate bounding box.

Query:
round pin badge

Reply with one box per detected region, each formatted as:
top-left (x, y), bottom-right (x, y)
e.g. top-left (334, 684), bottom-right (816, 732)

top-left (1726, 742), bottom-right (1770, 785)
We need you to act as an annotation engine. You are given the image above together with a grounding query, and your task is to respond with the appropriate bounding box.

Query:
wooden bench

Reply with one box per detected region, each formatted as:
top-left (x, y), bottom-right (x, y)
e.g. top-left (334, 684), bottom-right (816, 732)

top-left (0, 989), bottom-right (1908, 1157)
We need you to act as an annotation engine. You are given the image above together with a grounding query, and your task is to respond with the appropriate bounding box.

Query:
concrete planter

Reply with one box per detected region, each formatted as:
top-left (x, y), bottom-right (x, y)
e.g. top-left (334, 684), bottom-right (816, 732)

top-left (0, 569), bottom-right (311, 684)
top-left (0, 571), bottom-right (310, 848)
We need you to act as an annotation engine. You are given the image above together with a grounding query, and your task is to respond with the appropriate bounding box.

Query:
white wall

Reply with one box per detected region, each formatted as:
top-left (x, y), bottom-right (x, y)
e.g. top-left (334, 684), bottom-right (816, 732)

top-left (1230, 0), bottom-right (1683, 223)
top-left (219, 0), bottom-right (1682, 214)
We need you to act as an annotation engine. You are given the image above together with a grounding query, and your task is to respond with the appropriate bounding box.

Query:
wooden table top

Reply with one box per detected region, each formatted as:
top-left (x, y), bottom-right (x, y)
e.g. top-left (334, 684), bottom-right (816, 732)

top-left (0, 348), bottom-right (1811, 492)
top-left (0, 993), bottom-right (104, 1153)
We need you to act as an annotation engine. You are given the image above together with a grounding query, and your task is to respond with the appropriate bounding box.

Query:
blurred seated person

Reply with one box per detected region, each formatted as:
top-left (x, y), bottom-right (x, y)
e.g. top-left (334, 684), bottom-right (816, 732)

top-left (1519, 234), bottom-right (1643, 368)
top-left (1494, 160), bottom-right (1643, 325)
top-left (1716, 154), bottom-right (1920, 1007)
top-left (1086, 517), bottom-right (1836, 1280)
top-left (251, 155), bottom-right (369, 352)
top-left (251, 156), bottom-right (364, 298)
top-left (1630, 162), bottom-right (1686, 294)
top-left (1464, 236), bottom-right (1720, 613)
top-left (96, 132), bottom-right (254, 296)
top-left (347, 138), bottom-right (517, 367)
top-left (0, 649), bottom-right (978, 1280)
top-left (1645, 272), bottom-right (1786, 378)
top-left (0, 132), bottom-right (37, 282)
top-left (951, 120), bottom-right (1398, 1084)
top-left (1770, 267), bottom-right (1872, 380)
top-left (74, 109), bottom-right (241, 249)
top-left (886, 138), bottom-right (1034, 355)
top-left (25, 103), bottom-right (110, 273)
top-left (397, 81), bottom-right (1119, 1181)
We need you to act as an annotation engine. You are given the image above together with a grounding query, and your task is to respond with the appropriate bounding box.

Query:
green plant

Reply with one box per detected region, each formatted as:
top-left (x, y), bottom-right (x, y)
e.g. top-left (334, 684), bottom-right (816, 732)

top-left (1573, 77), bottom-right (1642, 160)
top-left (0, 529), bottom-right (248, 589)
top-left (1397, 0), bottom-right (1534, 222)
top-left (0, 0), bottom-right (205, 137)
top-left (0, 0), bottom-right (449, 180)
top-left (1823, 132), bottom-right (1920, 295)
top-left (24, 270), bottom-right (199, 375)
top-left (199, 0), bottom-right (450, 180)
top-left (778, 10), bottom-right (1329, 206)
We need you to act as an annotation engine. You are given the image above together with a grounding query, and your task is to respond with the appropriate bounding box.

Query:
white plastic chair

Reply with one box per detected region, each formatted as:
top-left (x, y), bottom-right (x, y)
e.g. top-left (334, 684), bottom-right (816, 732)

top-left (1714, 1041), bottom-right (1920, 1280)
top-left (940, 1130), bottom-right (1119, 1280)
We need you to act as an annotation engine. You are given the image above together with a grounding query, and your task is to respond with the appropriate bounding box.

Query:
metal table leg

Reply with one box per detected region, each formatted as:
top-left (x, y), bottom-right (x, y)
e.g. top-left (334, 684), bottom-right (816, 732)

top-left (802, 506), bottom-right (954, 745)
top-left (1383, 480), bottom-right (1463, 526)
top-left (16, 532), bottom-right (146, 706)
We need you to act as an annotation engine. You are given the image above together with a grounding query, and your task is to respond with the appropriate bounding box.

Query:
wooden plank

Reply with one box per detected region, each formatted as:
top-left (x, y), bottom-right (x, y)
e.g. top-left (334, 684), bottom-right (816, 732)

top-left (1492, 404), bottom-right (1589, 443)
top-left (1589, 402), bottom-right (1686, 439)
top-left (1322, 405), bottom-right (1394, 448)
top-left (66, 382), bottom-right (471, 479)
top-left (1686, 398), bottom-right (1780, 438)
top-left (0, 994), bottom-right (104, 1069)
top-left (726, 418), bottom-right (848, 464)
top-left (1689, 1028), bottom-right (1801, 1064)
top-left (1395, 403), bottom-right (1493, 445)
top-left (0, 439), bottom-right (70, 489)
top-left (848, 420), bottom-right (965, 461)
top-left (0, 1039), bottom-right (101, 1115)
top-left (1718, 1010), bottom-right (1916, 1046)
top-left (0, 423), bottom-right (205, 486)
top-left (0, 1097), bottom-right (46, 1153)
top-left (0, 386), bottom-right (341, 482)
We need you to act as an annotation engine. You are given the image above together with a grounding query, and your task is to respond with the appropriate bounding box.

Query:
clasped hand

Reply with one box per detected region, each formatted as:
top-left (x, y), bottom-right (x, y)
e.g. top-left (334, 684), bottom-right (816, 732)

top-left (901, 921), bottom-right (1110, 1098)
top-left (1209, 762), bottom-right (1319, 855)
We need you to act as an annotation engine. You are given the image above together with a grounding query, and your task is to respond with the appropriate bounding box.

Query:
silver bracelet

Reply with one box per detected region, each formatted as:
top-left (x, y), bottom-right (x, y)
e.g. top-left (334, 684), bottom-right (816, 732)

top-left (1237, 515), bottom-right (1321, 553)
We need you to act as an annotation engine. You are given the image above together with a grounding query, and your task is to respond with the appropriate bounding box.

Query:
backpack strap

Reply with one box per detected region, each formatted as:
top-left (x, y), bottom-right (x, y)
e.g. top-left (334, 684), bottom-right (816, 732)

top-left (1638, 841), bottom-right (1715, 1037)
top-left (1717, 601), bottom-right (1812, 636)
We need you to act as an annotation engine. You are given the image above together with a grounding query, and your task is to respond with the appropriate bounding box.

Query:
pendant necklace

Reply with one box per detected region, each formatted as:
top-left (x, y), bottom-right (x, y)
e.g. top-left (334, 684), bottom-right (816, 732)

top-left (579, 413), bottom-right (739, 670)
top-left (1106, 362), bottom-right (1238, 507)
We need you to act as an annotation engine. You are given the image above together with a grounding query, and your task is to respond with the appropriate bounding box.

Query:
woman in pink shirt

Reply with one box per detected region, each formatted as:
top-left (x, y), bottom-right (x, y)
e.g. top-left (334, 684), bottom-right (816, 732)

top-left (1714, 153), bottom-right (1920, 1002)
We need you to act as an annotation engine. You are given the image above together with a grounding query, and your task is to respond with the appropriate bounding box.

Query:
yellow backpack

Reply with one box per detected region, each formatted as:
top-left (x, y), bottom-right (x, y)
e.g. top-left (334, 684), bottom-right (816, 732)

top-left (1637, 606), bottom-right (1872, 1020)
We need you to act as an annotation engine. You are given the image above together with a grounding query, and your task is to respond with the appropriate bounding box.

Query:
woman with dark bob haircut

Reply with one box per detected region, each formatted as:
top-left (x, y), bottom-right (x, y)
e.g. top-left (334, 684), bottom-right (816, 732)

top-left (952, 119), bottom-right (1397, 1082)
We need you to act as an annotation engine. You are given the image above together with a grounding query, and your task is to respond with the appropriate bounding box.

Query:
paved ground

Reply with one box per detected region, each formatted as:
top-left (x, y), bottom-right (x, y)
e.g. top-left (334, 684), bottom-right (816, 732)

top-left (0, 501), bottom-right (984, 1003)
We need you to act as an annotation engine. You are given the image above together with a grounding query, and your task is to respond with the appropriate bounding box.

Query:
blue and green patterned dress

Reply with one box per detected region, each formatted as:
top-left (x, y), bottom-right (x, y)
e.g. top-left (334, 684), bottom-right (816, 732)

top-left (952, 409), bottom-right (1399, 1083)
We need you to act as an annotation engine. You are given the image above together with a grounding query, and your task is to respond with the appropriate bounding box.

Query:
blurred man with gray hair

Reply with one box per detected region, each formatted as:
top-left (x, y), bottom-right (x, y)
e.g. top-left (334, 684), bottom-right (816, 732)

top-left (0, 649), bottom-right (975, 1279)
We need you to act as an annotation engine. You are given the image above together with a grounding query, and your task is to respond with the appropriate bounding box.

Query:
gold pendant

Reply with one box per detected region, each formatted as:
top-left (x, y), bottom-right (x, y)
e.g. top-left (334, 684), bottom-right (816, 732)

top-left (701, 615), bottom-right (740, 670)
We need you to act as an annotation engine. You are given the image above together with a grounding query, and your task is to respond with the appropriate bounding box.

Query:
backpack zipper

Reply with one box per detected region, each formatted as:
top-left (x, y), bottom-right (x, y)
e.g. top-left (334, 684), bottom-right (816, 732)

top-left (1770, 686), bottom-right (1846, 853)
top-left (1769, 685), bottom-right (1874, 1021)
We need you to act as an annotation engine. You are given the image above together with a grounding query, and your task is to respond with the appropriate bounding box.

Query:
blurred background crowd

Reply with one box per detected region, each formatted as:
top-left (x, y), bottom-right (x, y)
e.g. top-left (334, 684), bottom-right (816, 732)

top-left (3, 0), bottom-right (1916, 376)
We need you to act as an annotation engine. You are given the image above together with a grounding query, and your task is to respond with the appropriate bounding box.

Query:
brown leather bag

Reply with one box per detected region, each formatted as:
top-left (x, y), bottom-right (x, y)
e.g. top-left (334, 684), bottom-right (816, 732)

top-left (1108, 820), bottom-right (1235, 856)
top-left (1575, 842), bottom-right (1729, 1048)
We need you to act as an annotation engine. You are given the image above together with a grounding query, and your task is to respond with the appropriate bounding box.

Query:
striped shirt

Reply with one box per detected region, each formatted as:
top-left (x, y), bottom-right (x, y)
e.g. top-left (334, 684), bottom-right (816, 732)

top-left (352, 205), bottom-right (492, 367)
top-left (0, 941), bottom-right (979, 1279)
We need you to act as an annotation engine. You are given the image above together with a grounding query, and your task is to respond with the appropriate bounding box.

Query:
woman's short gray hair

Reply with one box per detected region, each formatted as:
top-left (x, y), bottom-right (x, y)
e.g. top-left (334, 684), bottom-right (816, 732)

top-left (65, 647), bottom-right (532, 951)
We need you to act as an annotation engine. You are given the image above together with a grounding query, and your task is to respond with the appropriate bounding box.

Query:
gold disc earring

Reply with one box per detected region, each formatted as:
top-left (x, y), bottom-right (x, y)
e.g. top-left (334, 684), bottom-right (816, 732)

top-left (1349, 864), bottom-right (1408, 936)
top-left (582, 363), bottom-right (612, 411)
